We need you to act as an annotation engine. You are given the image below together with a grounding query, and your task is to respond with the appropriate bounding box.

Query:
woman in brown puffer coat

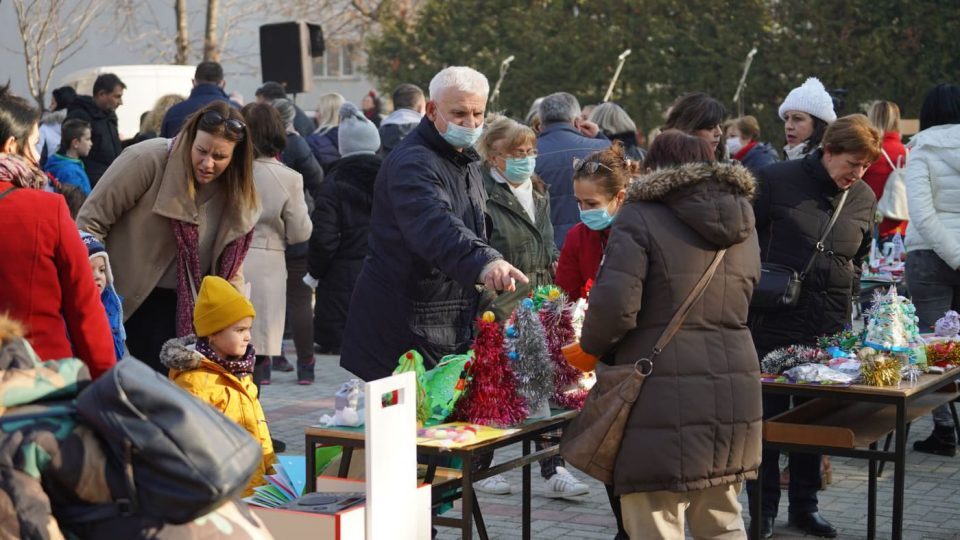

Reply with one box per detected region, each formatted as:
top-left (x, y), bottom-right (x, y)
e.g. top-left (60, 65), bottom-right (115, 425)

top-left (569, 130), bottom-right (762, 538)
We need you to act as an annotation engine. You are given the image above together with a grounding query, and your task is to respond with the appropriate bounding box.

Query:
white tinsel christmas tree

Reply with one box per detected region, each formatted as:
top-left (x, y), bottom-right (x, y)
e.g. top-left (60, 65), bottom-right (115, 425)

top-left (863, 286), bottom-right (921, 352)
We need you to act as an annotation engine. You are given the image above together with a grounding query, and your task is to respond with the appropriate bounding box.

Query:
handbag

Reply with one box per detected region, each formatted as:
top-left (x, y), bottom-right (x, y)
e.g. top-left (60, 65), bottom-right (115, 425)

top-left (877, 149), bottom-right (909, 221)
top-left (559, 249), bottom-right (727, 485)
top-left (750, 189), bottom-right (849, 309)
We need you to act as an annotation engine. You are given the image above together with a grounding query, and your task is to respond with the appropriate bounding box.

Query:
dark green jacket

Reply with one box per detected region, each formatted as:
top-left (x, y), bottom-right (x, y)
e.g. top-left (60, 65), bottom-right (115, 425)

top-left (482, 169), bottom-right (559, 320)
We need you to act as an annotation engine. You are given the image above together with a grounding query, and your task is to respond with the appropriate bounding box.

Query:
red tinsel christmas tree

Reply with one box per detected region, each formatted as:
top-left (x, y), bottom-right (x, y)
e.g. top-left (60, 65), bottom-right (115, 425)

top-left (539, 290), bottom-right (588, 410)
top-left (451, 314), bottom-right (527, 427)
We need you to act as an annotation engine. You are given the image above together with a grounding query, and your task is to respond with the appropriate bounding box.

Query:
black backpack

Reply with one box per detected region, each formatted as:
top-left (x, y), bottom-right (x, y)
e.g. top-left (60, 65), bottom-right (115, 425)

top-left (72, 358), bottom-right (262, 524)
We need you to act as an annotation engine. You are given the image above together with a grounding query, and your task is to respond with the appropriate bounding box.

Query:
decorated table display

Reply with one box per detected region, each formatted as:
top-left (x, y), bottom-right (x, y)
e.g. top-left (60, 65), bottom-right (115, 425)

top-left (760, 286), bottom-right (960, 388)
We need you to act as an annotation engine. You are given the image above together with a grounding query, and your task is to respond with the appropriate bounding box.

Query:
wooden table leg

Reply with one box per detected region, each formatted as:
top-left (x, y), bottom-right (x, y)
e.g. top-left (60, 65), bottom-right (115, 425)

top-left (892, 402), bottom-right (906, 540)
top-left (338, 447), bottom-right (353, 478)
top-left (461, 453), bottom-right (475, 540)
top-left (523, 438), bottom-right (531, 540)
top-left (305, 436), bottom-right (316, 493)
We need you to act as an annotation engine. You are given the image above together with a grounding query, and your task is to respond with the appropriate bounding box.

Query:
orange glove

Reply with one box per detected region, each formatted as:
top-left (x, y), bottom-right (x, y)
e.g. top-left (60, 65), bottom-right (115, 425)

top-left (562, 342), bottom-right (598, 372)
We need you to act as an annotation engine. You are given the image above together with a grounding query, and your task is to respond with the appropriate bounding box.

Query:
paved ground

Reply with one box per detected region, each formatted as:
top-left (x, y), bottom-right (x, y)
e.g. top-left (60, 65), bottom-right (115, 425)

top-left (261, 345), bottom-right (960, 539)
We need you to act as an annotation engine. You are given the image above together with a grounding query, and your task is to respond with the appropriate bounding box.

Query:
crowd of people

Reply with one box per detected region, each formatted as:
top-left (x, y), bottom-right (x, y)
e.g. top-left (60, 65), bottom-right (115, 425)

top-left (1, 55), bottom-right (959, 539)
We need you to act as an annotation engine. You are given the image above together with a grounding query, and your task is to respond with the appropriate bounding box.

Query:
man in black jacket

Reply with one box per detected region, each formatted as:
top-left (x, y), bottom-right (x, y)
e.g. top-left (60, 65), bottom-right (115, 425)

top-left (160, 62), bottom-right (240, 138)
top-left (66, 73), bottom-right (125, 188)
top-left (339, 66), bottom-right (528, 381)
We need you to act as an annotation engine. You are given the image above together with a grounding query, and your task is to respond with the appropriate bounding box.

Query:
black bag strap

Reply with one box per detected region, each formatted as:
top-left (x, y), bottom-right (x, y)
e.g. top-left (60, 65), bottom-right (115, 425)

top-left (800, 189), bottom-right (849, 278)
top-left (0, 186), bottom-right (18, 202)
top-left (644, 249), bottom-right (727, 369)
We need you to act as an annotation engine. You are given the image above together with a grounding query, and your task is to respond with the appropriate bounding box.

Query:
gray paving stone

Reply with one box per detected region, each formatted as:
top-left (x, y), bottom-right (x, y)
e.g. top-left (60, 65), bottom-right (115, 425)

top-left (261, 342), bottom-right (960, 538)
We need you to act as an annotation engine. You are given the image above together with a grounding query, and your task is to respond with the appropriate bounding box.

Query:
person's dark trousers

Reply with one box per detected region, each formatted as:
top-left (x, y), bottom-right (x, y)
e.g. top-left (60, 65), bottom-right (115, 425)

top-left (907, 249), bottom-right (960, 428)
top-left (124, 287), bottom-right (177, 373)
top-left (605, 484), bottom-right (628, 539)
top-left (748, 393), bottom-right (820, 518)
top-left (473, 445), bottom-right (563, 479)
top-left (254, 355), bottom-right (272, 393)
top-left (535, 441), bottom-right (563, 478)
top-left (285, 253), bottom-right (316, 382)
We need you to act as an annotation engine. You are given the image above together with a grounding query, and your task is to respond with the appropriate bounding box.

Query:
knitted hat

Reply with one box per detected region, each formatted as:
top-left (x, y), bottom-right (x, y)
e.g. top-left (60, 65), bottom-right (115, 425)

top-left (338, 102), bottom-right (381, 157)
top-left (193, 276), bottom-right (256, 337)
top-left (79, 230), bottom-right (114, 286)
top-left (778, 77), bottom-right (837, 123)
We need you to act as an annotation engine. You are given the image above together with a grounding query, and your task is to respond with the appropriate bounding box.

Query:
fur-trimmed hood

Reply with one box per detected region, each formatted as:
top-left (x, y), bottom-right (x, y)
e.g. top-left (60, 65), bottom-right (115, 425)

top-left (627, 162), bottom-right (757, 248)
top-left (160, 335), bottom-right (205, 371)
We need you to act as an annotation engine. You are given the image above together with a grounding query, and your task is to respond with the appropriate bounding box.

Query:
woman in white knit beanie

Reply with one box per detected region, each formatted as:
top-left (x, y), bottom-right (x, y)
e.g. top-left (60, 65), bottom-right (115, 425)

top-left (778, 77), bottom-right (837, 160)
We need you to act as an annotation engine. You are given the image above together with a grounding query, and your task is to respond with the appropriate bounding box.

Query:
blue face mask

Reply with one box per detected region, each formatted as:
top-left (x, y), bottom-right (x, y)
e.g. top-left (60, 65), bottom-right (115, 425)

top-left (580, 205), bottom-right (616, 231)
top-left (503, 156), bottom-right (536, 184)
top-left (437, 109), bottom-right (483, 149)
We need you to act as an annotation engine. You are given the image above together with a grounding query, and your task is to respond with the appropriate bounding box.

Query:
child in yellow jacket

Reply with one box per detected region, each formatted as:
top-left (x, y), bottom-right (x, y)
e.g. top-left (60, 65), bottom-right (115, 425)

top-left (160, 276), bottom-right (276, 496)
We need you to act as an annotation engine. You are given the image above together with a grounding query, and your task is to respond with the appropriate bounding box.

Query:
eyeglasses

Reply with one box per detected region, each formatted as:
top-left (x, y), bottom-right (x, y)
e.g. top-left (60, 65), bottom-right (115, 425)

top-left (200, 110), bottom-right (246, 141)
top-left (572, 157), bottom-right (612, 174)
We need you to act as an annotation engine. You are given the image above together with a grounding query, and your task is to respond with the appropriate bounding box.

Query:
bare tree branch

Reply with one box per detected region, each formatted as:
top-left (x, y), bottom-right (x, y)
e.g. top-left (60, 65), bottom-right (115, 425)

top-left (11, 0), bottom-right (105, 109)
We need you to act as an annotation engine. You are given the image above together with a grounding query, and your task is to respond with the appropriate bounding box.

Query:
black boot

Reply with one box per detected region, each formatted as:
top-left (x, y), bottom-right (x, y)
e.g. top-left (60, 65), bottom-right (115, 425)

top-left (914, 425), bottom-right (957, 457)
top-left (748, 517), bottom-right (774, 538)
top-left (788, 511), bottom-right (837, 538)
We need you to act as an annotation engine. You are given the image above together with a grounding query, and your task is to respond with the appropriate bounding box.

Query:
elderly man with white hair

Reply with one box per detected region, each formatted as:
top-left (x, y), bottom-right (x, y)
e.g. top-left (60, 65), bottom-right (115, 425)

top-left (340, 66), bottom-right (528, 381)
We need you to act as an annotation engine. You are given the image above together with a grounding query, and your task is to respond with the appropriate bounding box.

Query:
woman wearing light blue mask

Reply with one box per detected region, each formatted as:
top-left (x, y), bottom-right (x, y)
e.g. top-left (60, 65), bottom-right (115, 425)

top-left (555, 142), bottom-right (630, 302)
top-left (473, 116), bottom-right (592, 500)
top-left (476, 115), bottom-right (558, 320)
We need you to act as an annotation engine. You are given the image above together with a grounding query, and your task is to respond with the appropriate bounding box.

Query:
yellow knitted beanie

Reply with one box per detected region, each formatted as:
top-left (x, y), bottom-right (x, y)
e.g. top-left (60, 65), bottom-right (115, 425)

top-left (193, 276), bottom-right (256, 337)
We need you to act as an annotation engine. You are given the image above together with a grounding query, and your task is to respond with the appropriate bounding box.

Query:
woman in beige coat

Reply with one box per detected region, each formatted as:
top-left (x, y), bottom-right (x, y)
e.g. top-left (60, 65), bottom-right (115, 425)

top-left (240, 104), bottom-right (312, 387)
top-left (77, 101), bottom-right (259, 373)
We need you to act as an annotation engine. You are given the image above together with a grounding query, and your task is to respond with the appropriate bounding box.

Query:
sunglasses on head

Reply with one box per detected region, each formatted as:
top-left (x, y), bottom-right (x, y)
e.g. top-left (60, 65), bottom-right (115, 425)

top-left (572, 157), bottom-right (612, 175)
top-left (200, 110), bottom-right (246, 141)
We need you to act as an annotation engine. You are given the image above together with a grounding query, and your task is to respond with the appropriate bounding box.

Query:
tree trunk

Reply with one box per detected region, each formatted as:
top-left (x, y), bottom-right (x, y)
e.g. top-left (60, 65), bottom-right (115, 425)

top-left (204, 0), bottom-right (220, 62)
top-left (175, 0), bottom-right (189, 64)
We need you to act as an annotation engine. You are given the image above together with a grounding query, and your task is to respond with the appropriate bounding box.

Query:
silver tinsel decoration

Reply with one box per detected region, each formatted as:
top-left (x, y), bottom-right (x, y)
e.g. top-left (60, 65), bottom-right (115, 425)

top-left (510, 300), bottom-right (555, 413)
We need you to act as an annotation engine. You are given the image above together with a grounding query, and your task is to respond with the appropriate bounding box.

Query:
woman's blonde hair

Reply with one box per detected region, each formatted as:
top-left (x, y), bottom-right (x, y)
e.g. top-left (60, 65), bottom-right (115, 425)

top-left (867, 101), bottom-right (901, 133)
top-left (314, 93), bottom-right (345, 131)
top-left (734, 115), bottom-right (761, 140)
top-left (476, 115), bottom-right (536, 163)
top-left (822, 114), bottom-right (883, 162)
top-left (477, 115), bottom-right (545, 191)
top-left (175, 101), bottom-right (257, 212)
top-left (143, 94), bottom-right (185, 135)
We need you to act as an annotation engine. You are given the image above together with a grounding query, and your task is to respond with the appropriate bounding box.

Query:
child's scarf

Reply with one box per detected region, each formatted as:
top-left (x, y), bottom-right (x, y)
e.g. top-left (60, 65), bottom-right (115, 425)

top-left (195, 337), bottom-right (255, 377)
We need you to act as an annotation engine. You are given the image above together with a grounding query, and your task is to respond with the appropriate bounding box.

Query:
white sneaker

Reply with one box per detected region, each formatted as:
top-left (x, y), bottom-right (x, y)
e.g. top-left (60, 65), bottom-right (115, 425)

top-left (541, 467), bottom-right (589, 499)
top-left (475, 474), bottom-right (512, 495)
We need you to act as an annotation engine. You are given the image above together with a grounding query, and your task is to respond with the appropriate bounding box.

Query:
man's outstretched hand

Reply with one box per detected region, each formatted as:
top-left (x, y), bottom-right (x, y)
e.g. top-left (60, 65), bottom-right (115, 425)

top-left (480, 259), bottom-right (529, 292)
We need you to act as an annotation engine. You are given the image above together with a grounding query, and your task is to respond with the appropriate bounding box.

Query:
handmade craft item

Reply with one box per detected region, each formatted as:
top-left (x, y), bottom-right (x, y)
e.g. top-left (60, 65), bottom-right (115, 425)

top-left (508, 298), bottom-right (555, 419)
top-left (935, 311), bottom-right (960, 338)
top-left (451, 314), bottom-right (527, 426)
top-left (760, 345), bottom-right (830, 375)
top-left (537, 286), bottom-right (588, 410)
top-left (318, 379), bottom-right (364, 427)
top-left (858, 346), bottom-right (904, 387)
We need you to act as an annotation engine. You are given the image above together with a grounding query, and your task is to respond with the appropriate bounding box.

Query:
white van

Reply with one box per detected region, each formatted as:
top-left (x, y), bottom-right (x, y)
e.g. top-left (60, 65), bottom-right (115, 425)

top-left (58, 65), bottom-right (195, 139)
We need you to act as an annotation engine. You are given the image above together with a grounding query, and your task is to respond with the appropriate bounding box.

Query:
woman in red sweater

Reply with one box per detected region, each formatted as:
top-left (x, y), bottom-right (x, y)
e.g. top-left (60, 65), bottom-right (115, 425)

top-left (555, 142), bottom-right (632, 301)
top-left (863, 101), bottom-right (908, 240)
top-left (0, 85), bottom-right (115, 378)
